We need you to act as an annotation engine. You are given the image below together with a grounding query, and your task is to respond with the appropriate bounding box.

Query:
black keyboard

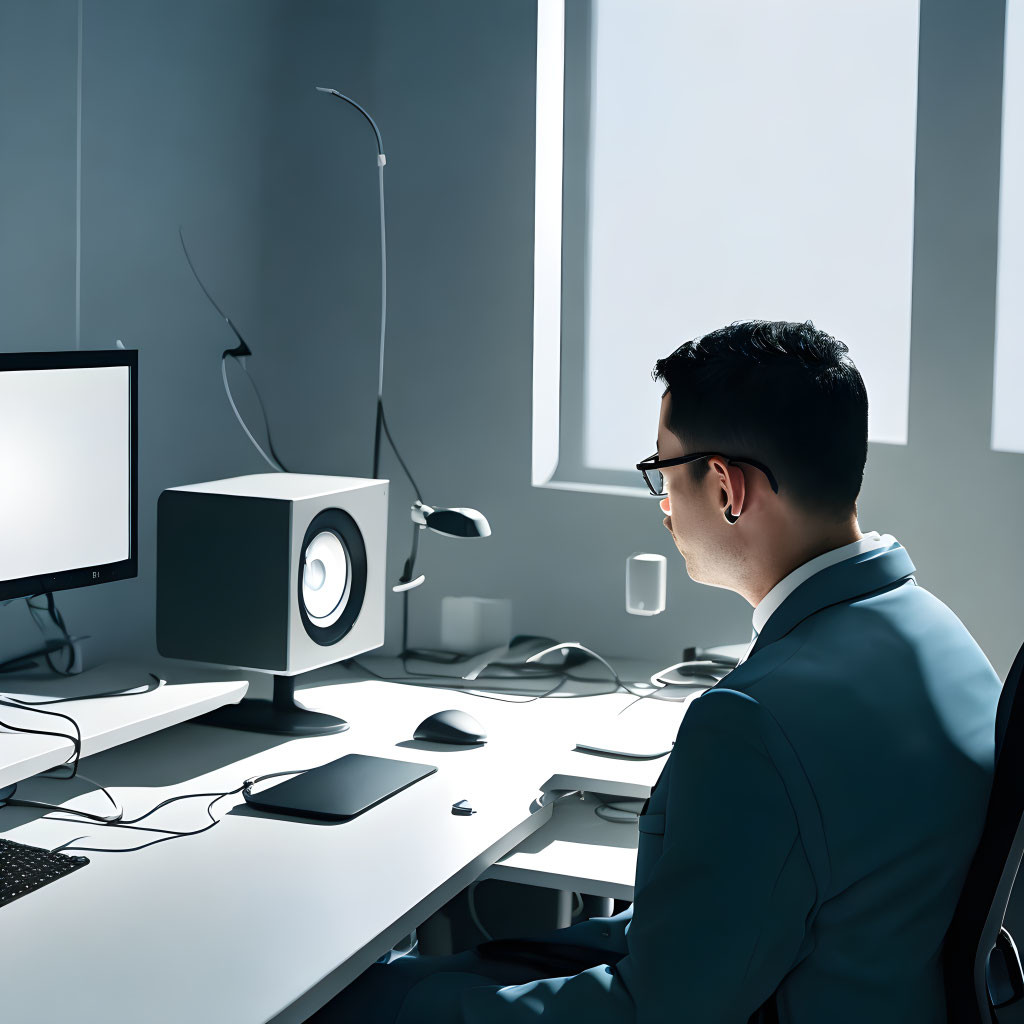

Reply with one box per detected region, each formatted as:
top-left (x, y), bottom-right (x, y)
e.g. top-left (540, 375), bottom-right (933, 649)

top-left (0, 837), bottom-right (89, 908)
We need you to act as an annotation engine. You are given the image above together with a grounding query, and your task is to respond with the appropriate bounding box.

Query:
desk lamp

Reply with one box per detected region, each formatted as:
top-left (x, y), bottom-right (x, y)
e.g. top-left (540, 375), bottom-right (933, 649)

top-left (318, 86), bottom-right (492, 659)
top-left (393, 501), bottom-right (491, 656)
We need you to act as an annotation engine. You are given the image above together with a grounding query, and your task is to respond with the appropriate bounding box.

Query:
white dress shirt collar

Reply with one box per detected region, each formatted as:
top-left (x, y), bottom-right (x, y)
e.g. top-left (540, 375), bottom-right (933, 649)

top-left (752, 531), bottom-right (893, 635)
top-left (737, 532), bottom-right (896, 664)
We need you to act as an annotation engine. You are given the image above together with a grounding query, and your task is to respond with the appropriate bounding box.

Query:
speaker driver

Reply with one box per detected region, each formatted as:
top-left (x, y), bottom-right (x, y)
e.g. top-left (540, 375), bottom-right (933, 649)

top-left (297, 508), bottom-right (367, 646)
top-left (302, 530), bottom-right (352, 627)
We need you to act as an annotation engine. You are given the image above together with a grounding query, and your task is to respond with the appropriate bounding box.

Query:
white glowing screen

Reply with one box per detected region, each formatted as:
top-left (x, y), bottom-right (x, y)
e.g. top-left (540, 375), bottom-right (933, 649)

top-left (0, 365), bottom-right (131, 582)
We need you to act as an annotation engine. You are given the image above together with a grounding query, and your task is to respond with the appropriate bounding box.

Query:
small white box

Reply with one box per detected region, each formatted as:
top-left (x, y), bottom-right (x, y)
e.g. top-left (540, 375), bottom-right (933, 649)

top-left (440, 596), bottom-right (512, 655)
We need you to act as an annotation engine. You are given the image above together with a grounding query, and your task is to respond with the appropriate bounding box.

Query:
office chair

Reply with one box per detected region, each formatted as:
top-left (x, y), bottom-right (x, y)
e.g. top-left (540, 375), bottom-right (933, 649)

top-left (944, 639), bottom-right (1024, 1023)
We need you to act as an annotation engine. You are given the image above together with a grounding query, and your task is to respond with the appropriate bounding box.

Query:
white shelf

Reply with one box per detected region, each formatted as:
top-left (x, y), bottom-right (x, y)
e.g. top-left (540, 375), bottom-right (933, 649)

top-left (0, 660), bottom-right (248, 791)
top-left (484, 792), bottom-right (640, 901)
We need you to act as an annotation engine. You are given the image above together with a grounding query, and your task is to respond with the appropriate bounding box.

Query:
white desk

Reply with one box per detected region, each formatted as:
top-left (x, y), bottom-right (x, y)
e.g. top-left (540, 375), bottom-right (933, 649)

top-left (483, 791), bottom-right (643, 902)
top-left (0, 659), bottom-right (248, 791)
top-left (0, 669), bottom-right (698, 1023)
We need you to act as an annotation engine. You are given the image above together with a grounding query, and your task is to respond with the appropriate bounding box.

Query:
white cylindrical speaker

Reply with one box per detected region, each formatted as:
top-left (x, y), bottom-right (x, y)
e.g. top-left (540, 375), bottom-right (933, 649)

top-left (626, 552), bottom-right (667, 616)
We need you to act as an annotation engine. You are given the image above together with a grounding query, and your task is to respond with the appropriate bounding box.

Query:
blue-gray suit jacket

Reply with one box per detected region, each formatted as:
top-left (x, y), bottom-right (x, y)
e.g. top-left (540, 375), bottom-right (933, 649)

top-left (444, 542), bottom-right (1000, 1022)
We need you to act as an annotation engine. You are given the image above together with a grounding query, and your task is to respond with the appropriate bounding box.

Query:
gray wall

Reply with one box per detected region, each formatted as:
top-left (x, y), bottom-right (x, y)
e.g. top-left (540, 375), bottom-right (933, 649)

top-left (0, 0), bottom-right (1020, 684)
top-left (350, 0), bottom-right (1024, 681)
top-left (0, 0), bottom-right (367, 668)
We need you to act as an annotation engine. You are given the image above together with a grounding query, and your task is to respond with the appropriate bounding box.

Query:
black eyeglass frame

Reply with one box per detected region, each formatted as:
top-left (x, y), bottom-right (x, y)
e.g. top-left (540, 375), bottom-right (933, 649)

top-left (635, 451), bottom-right (780, 498)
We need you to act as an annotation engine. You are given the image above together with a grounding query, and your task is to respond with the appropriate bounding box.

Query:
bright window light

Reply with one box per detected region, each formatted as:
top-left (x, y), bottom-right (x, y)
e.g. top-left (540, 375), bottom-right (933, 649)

top-left (534, 0), bottom-right (921, 491)
top-left (993, 0), bottom-right (1024, 453)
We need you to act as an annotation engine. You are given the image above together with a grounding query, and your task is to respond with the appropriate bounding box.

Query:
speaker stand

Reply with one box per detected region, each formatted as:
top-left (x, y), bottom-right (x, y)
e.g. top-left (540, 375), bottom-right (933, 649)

top-left (198, 674), bottom-right (349, 736)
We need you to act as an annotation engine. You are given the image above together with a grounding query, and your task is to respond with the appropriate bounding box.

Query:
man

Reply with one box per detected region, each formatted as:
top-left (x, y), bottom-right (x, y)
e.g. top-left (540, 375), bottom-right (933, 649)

top-left (310, 320), bottom-right (1000, 1022)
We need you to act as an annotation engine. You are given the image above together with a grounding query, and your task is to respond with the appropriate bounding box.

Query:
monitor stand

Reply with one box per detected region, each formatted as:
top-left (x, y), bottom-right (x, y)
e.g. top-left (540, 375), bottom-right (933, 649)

top-left (198, 674), bottom-right (348, 737)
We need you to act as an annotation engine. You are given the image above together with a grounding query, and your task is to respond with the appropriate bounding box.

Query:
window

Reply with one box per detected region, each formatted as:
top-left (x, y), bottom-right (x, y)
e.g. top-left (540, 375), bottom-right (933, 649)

top-left (993, 0), bottom-right (1024, 453)
top-left (534, 0), bottom-right (921, 494)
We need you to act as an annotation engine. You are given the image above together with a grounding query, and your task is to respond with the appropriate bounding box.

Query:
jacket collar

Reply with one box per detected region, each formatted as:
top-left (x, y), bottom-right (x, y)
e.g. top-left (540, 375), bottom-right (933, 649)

top-left (748, 541), bottom-right (917, 659)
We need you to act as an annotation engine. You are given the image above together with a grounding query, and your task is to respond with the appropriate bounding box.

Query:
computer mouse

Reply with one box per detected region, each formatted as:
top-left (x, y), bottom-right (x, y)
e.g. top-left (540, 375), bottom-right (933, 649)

top-left (413, 709), bottom-right (487, 745)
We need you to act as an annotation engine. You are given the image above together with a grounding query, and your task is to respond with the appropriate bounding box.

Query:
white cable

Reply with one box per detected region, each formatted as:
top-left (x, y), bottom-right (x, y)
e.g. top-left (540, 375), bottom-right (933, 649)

top-left (220, 358), bottom-right (283, 472)
top-left (532, 788), bottom-right (582, 812)
top-left (525, 642), bottom-right (621, 684)
top-left (594, 800), bottom-right (644, 824)
top-left (376, 158), bottom-right (387, 401)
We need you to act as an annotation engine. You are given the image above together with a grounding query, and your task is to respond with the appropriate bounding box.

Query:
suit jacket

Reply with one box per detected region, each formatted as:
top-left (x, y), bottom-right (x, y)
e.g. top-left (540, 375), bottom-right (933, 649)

top-left (440, 542), bottom-right (1001, 1023)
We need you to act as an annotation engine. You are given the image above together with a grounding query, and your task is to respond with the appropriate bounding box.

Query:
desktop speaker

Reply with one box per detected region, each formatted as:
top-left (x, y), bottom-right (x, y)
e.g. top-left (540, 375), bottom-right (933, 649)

top-left (157, 472), bottom-right (387, 680)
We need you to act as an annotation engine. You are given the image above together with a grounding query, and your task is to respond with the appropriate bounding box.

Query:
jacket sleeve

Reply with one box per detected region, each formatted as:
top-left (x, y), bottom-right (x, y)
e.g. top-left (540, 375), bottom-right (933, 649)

top-left (461, 689), bottom-right (817, 1024)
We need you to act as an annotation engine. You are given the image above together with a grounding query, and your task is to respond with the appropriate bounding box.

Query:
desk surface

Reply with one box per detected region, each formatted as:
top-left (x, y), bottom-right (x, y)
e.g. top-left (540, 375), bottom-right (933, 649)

top-left (0, 660), bottom-right (248, 790)
top-left (0, 667), bottom-right (696, 1024)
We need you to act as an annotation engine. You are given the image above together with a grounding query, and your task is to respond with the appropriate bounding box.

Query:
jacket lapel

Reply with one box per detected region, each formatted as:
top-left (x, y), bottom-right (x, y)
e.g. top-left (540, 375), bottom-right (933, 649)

top-left (747, 542), bottom-right (917, 660)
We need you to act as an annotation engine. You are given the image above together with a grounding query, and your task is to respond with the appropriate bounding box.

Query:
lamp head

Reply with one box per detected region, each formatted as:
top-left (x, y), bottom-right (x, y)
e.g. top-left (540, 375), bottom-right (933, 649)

top-left (410, 501), bottom-right (490, 539)
top-left (425, 506), bottom-right (491, 539)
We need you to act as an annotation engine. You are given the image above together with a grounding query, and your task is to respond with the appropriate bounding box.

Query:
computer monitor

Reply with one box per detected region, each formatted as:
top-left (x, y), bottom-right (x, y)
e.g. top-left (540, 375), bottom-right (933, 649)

top-left (0, 350), bottom-right (138, 602)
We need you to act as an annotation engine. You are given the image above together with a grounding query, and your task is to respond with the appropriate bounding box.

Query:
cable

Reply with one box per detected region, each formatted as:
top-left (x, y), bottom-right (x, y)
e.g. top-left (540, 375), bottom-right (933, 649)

top-left (25, 593), bottom-right (76, 675)
top-left (467, 881), bottom-right (493, 941)
top-left (532, 789), bottom-right (583, 814)
top-left (0, 669), bottom-right (165, 823)
top-left (6, 780), bottom-right (122, 824)
top-left (0, 698), bottom-right (82, 777)
top-left (346, 656), bottom-right (573, 704)
top-left (377, 400), bottom-right (422, 501)
top-left (236, 357), bottom-right (290, 471)
top-left (5, 674), bottom-right (163, 705)
top-left (467, 880), bottom-right (584, 942)
top-left (221, 357), bottom-right (285, 472)
top-left (48, 767), bottom-right (311, 855)
top-left (179, 227), bottom-right (289, 473)
top-left (594, 800), bottom-right (644, 825)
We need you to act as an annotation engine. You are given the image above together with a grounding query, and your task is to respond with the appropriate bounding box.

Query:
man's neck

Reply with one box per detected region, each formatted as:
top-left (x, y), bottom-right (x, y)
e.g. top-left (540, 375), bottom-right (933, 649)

top-left (750, 521), bottom-right (863, 609)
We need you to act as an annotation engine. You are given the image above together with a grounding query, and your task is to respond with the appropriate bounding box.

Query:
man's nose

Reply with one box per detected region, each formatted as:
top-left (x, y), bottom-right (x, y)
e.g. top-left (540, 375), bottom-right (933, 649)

top-left (660, 496), bottom-right (671, 515)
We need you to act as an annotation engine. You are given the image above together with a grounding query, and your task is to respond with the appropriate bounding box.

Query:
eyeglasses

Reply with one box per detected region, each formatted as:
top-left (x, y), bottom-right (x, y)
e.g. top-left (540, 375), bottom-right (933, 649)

top-left (635, 451), bottom-right (780, 498)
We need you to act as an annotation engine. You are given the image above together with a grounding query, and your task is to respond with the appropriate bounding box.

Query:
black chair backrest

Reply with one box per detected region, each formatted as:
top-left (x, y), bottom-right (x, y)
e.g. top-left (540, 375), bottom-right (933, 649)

top-left (945, 640), bottom-right (1024, 1022)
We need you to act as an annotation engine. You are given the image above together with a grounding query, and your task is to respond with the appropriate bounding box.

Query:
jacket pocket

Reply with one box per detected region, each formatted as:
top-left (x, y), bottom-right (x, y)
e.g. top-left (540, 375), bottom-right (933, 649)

top-left (637, 811), bottom-right (666, 835)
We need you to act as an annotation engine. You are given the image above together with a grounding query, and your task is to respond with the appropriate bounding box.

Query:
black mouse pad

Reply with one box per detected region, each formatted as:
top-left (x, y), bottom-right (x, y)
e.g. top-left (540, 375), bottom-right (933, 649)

top-left (244, 753), bottom-right (437, 821)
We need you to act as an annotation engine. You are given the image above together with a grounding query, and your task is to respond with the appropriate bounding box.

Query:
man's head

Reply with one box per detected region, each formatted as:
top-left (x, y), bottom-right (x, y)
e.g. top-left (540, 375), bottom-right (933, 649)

top-left (651, 320), bottom-right (868, 603)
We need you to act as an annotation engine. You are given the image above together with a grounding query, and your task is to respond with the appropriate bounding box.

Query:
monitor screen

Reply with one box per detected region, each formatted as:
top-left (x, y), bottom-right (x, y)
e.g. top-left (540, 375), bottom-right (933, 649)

top-left (0, 350), bottom-right (138, 600)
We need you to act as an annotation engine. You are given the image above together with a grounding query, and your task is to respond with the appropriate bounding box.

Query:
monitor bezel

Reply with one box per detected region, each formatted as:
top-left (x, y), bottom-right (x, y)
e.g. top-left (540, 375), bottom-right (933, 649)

top-left (0, 349), bottom-right (139, 601)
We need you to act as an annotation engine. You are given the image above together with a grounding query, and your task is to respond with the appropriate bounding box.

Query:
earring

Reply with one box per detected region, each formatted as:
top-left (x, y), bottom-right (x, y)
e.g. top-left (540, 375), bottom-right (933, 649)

top-left (724, 506), bottom-right (740, 525)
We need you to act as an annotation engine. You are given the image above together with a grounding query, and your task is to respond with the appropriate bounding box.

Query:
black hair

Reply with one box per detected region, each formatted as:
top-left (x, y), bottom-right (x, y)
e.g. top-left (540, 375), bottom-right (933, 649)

top-left (652, 320), bottom-right (868, 520)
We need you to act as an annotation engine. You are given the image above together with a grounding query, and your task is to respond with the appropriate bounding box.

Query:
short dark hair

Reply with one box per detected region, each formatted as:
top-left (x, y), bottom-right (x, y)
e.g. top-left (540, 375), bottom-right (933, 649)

top-left (652, 320), bottom-right (868, 520)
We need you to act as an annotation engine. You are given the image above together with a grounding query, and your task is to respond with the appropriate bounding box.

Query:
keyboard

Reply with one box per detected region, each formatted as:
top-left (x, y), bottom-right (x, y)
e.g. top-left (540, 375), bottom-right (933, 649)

top-left (0, 837), bottom-right (89, 908)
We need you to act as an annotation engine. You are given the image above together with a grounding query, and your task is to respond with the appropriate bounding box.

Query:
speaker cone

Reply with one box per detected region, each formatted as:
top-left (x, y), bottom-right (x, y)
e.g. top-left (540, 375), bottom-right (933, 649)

top-left (301, 530), bottom-right (352, 628)
top-left (297, 508), bottom-right (367, 646)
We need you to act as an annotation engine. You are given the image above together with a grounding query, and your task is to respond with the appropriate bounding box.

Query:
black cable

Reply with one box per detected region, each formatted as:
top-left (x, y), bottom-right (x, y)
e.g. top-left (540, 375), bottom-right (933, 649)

top-left (397, 628), bottom-right (652, 701)
top-left (0, 672), bottom-right (164, 822)
top-left (376, 399), bottom-right (423, 502)
top-left (48, 768), bottom-right (310, 855)
top-left (24, 593), bottom-right (75, 676)
top-left (235, 357), bottom-right (290, 472)
top-left (317, 88), bottom-right (384, 154)
top-left (178, 227), bottom-right (248, 352)
top-left (0, 698), bottom-right (82, 777)
top-left (179, 227), bottom-right (289, 472)
top-left (6, 673), bottom-right (163, 705)
top-left (346, 656), bottom-right (573, 705)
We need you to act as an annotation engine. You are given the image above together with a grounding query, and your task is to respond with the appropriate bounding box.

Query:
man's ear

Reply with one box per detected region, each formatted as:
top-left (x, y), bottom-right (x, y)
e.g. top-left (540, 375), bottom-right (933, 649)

top-left (708, 456), bottom-right (747, 517)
